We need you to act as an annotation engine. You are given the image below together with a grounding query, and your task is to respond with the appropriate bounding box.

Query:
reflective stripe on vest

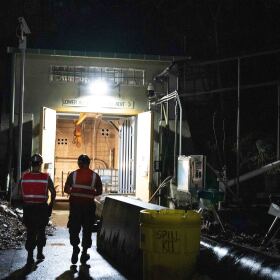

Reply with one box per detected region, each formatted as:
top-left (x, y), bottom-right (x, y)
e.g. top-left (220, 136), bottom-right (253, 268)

top-left (21, 179), bottom-right (48, 184)
top-left (21, 172), bottom-right (49, 203)
top-left (23, 195), bottom-right (48, 199)
top-left (70, 170), bottom-right (96, 201)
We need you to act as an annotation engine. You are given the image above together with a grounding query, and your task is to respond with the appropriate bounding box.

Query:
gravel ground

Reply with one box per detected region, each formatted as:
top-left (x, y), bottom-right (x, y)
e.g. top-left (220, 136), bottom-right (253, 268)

top-left (0, 200), bottom-right (55, 250)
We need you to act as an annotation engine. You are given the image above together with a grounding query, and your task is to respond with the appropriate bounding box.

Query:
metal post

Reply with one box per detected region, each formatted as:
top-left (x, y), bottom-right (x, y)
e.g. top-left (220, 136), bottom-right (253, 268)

top-left (277, 83), bottom-right (280, 160)
top-left (118, 125), bottom-right (123, 193)
top-left (166, 77), bottom-right (169, 127)
top-left (176, 93), bottom-right (182, 156)
top-left (124, 120), bottom-right (128, 193)
top-left (16, 47), bottom-right (25, 183)
top-left (61, 171), bottom-right (64, 197)
top-left (236, 57), bottom-right (241, 198)
top-left (173, 100), bottom-right (178, 181)
top-left (16, 18), bottom-right (30, 183)
top-left (8, 53), bottom-right (16, 204)
top-left (173, 77), bottom-right (180, 182)
top-left (158, 104), bottom-right (163, 205)
top-left (159, 78), bottom-right (170, 205)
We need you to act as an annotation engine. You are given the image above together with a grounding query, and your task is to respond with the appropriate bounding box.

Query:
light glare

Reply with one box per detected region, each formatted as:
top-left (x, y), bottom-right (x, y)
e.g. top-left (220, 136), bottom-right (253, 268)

top-left (88, 79), bottom-right (108, 95)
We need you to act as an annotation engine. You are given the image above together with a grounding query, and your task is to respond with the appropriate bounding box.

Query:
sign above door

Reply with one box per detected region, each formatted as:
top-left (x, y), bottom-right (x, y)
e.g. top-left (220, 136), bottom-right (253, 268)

top-left (62, 96), bottom-right (134, 109)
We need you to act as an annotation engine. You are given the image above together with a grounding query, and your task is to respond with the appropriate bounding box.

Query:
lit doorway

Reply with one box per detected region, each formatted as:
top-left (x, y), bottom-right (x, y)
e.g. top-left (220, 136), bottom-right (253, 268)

top-left (40, 107), bottom-right (153, 201)
top-left (52, 112), bottom-right (136, 197)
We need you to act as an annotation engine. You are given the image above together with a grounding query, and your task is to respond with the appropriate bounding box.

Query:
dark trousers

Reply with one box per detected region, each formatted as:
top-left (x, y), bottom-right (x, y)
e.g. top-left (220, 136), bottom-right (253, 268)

top-left (23, 203), bottom-right (49, 251)
top-left (67, 202), bottom-right (96, 249)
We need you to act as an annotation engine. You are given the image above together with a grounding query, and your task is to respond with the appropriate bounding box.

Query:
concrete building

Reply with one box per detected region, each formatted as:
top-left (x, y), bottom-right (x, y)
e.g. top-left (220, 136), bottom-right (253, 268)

top-left (6, 48), bottom-right (182, 201)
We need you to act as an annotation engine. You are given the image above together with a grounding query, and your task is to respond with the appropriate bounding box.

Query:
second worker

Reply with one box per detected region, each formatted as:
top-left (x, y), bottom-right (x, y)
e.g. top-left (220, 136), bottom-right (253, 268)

top-left (64, 154), bottom-right (102, 265)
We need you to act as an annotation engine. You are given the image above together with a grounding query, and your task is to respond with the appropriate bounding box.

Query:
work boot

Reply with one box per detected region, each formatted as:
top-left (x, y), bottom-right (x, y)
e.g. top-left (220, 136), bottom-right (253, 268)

top-left (37, 247), bottom-right (45, 260)
top-left (26, 250), bottom-right (34, 266)
top-left (80, 249), bottom-right (90, 265)
top-left (71, 246), bottom-right (80, 264)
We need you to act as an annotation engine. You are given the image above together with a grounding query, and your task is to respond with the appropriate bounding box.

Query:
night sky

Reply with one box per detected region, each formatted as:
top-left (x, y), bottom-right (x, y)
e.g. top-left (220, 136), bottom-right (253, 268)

top-left (1, 0), bottom-right (280, 187)
top-left (1, 0), bottom-right (280, 58)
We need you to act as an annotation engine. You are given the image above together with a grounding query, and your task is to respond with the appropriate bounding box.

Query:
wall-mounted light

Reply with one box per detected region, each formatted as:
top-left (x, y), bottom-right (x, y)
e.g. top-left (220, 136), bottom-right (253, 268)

top-left (147, 82), bottom-right (156, 110)
top-left (147, 82), bottom-right (155, 98)
top-left (88, 79), bottom-right (109, 95)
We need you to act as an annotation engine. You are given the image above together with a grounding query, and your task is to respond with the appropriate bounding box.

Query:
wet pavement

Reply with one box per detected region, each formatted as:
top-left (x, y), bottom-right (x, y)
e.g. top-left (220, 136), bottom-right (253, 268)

top-left (0, 227), bottom-right (127, 280)
top-left (0, 207), bottom-right (127, 280)
top-left (0, 203), bottom-right (211, 280)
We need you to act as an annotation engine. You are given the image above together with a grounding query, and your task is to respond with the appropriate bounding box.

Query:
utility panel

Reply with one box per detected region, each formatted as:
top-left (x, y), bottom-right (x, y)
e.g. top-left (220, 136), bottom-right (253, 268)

top-left (177, 155), bottom-right (206, 194)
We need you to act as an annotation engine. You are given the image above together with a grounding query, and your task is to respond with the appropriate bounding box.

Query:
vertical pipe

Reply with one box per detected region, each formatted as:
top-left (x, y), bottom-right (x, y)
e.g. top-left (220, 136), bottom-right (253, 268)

top-left (121, 124), bottom-right (124, 193)
top-left (118, 125), bottom-right (123, 193)
top-left (173, 100), bottom-right (178, 181)
top-left (176, 92), bottom-right (182, 156)
top-left (129, 119), bottom-right (133, 193)
top-left (8, 53), bottom-right (16, 204)
top-left (124, 121), bottom-right (128, 193)
top-left (118, 127), bottom-right (121, 193)
top-left (61, 171), bottom-right (64, 197)
top-left (183, 36), bottom-right (186, 91)
top-left (126, 120), bottom-right (129, 193)
top-left (131, 117), bottom-right (136, 193)
top-left (236, 58), bottom-right (241, 198)
top-left (91, 119), bottom-right (95, 169)
top-left (110, 168), bottom-right (113, 193)
top-left (158, 104), bottom-right (163, 205)
top-left (159, 78), bottom-right (170, 204)
top-left (173, 78), bottom-right (179, 181)
top-left (127, 121), bottom-right (130, 193)
top-left (16, 47), bottom-right (26, 183)
top-left (109, 149), bottom-right (112, 169)
top-left (166, 77), bottom-right (169, 127)
top-left (159, 104), bottom-right (163, 168)
top-left (277, 84), bottom-right (280, 160)
top-left (122, 121), bottom-right (126, 193)
top-left (127, 120), bottom-right (131, 193)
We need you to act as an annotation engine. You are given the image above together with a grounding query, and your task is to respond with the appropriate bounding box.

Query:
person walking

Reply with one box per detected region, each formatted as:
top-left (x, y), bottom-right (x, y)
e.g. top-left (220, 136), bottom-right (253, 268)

top-left (20, 153), bottom-right (56, 265)
top-left (64, 154), bottom-right (102, 265)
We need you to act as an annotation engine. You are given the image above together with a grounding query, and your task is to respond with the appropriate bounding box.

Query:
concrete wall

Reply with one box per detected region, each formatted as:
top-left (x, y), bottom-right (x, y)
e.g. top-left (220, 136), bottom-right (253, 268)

top-left (13, 49), bottom-right (171, 154)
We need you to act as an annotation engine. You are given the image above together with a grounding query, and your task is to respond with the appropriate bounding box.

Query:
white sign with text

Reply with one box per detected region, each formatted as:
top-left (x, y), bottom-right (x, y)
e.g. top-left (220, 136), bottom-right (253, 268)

top-left (62, 96), bottom-right (134, 109)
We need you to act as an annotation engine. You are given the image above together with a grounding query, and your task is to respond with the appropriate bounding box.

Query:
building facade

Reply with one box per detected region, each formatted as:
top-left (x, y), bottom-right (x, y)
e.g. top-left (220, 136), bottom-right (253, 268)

top-left (8, 48), bottom-right (179, 201)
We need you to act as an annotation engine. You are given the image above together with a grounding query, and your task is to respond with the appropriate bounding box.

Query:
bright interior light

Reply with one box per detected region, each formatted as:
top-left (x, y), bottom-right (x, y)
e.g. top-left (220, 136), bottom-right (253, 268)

top-left (88, 79), bottom-right (108, 95)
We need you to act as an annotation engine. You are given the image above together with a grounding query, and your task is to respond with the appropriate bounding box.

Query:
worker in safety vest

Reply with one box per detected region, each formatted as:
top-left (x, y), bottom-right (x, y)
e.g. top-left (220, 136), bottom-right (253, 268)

top-left (20, 153), bottom-right (56, 266)
top-left (64, 154), bottom-right (102, 265)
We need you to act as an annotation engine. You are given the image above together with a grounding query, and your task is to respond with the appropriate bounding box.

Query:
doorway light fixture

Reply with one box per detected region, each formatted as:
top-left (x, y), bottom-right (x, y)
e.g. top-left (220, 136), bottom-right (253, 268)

top-left (88, 79), bottom-right (109, 95)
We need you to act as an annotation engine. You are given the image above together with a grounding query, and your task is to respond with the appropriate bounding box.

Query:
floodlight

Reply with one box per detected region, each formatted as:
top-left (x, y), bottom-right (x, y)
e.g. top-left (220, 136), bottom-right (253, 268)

top-left (147, 82), bottom-right (155, 98)
top-left (18, 17), bottom-right (31, 34)
top-left (88, 79), bottom-right (108, 95)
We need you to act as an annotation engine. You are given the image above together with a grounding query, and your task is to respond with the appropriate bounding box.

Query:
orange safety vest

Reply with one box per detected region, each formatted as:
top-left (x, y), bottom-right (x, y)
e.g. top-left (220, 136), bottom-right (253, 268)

top-left (21, 172), bottom-right (49, 204)
top-left (70, 169), bottom-right (97, 204)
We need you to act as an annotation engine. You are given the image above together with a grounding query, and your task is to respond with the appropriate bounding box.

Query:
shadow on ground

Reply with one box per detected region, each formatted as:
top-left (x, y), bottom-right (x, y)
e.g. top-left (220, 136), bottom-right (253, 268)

top-left (3, 262), bottom-right (38, 280)
top-left (55, 264), bottom-right (93, 280)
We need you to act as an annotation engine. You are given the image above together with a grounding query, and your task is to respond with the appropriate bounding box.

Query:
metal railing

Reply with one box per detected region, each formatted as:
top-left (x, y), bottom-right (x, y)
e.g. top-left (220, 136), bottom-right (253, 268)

top-left (95, 168), bottom-right (119, 193)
